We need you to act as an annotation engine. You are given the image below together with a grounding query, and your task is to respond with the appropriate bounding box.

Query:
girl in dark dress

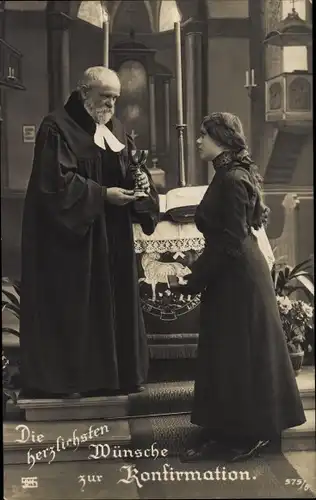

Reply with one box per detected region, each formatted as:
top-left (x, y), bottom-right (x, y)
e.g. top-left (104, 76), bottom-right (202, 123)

top-left (177, 112), bottom-right (306, 462)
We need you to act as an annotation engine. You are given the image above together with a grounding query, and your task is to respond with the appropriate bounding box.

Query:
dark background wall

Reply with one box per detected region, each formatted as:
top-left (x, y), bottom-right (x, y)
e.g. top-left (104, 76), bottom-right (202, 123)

top-left (1, 10), bottom-right (48, 279)
top-left (4, 11), bottom-right (48, 191)
top-left (1, 1), bottom-right (313, 280)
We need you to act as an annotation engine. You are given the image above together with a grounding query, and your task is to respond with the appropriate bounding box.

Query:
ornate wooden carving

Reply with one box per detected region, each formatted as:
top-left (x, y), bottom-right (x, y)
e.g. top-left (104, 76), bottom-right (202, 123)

top-left (264, 0), bottom-right (283, 79)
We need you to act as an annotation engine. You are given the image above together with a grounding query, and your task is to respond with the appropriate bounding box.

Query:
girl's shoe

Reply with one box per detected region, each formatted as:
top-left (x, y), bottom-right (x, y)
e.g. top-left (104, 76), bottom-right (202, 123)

top-left (225, 439), bottom-right (270, 462)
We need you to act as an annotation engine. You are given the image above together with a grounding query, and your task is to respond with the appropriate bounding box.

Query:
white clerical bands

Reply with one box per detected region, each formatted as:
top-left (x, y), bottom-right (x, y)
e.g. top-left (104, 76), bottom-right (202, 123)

top-left (94, 124), bottom-right (126, 152)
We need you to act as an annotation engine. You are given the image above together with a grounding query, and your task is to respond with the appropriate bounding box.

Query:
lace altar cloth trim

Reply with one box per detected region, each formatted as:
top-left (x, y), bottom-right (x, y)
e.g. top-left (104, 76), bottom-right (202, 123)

top-left (134, 237), bottom-right (205, 254)
top-left (133, 222), bottom-right (275, 270)
top-left (133, 221), bottom-right (205, 253)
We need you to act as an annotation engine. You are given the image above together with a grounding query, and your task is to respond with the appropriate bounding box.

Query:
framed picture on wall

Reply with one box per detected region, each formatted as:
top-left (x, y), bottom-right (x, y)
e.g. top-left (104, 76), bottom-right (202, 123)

top-left (22, 125), bottom-right (36, 143)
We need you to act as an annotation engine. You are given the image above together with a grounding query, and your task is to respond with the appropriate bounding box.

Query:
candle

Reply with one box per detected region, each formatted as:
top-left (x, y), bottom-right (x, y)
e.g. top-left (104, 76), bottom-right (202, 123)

top-left (103, 20), bottom-right (109, 67)
top-left (251, 69), bottom-right (255, 86)
top-left (164, 80), bottom-right (171, 151)
top-left (174, 22), bottom-right (184, 125)
top-left (245, 70), bottom-right (250, 87)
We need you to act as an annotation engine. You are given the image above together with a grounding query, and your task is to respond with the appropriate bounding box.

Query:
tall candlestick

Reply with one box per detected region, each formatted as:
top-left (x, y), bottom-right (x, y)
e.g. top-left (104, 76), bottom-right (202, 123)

top-left (174, 22), bottom-right (184, 125)
top-left (245, 70), bottom-right (250, 87)
top-left (103, 20), bottom-right (109, 67)
top-left (164, 80), bottom-right (171, 152)
top-left (149, 76), bottom-right (157, 162)
top-left (174, 21), bottom-right (186, 187)
top-left (185, 31), bottom-right (202, 186)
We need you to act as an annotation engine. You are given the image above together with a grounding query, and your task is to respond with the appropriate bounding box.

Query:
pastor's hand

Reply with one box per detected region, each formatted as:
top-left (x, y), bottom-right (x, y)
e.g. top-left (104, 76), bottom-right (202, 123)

top-left (105, 187), bottom-right (137, 206)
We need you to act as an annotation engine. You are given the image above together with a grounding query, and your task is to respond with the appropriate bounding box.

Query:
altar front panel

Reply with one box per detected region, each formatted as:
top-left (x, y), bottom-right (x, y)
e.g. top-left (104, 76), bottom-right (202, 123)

top-left (133, 220), bottom-right (275, 342)
top-left (134, 222), bottom-right (203, 336)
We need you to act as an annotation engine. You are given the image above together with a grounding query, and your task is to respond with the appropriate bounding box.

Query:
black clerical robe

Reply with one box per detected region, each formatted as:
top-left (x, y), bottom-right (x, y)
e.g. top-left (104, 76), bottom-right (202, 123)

top-left (19, 91), bottom-right (159, 394)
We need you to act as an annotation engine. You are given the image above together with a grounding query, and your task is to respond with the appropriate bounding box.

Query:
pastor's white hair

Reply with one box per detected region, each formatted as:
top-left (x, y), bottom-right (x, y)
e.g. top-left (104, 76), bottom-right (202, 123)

top-left (76, 66), bottom-right (120, 91)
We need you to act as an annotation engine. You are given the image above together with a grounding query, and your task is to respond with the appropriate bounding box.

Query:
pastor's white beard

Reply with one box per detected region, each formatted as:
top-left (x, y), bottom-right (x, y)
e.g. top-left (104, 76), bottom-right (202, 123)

top-left (83, 97), bottom-right (113, 125)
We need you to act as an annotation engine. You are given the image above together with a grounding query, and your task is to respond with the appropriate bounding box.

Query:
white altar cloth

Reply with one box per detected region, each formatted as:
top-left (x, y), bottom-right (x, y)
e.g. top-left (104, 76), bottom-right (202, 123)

top-left (133, 222), bottom-right (275, 270)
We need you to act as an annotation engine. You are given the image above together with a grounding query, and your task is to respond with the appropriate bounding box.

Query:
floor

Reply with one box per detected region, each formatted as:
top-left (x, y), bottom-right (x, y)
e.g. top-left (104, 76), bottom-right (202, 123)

top-left (3, 448), bottom-right (316, 499)
top-left (3, 330), bottom-right (315, 499)
top-left (285, 451), bottom-right (316, 496)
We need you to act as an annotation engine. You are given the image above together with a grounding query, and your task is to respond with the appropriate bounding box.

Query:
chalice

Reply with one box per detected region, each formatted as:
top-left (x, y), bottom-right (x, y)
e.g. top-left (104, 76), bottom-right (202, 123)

top-left (130, 149), bottom-right (149, 198)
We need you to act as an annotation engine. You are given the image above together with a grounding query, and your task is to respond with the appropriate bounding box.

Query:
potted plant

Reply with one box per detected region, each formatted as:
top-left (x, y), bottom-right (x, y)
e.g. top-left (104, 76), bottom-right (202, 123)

top-left (2, 278), bottom-right (20, 415)
top-left (271, 255), bottom-right (314, 374)
top-left (276, 295), bottom-right (313, 375)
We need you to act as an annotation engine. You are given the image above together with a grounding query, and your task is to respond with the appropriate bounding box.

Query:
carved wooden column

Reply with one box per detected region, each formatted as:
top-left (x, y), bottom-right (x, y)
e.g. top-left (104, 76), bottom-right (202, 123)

top-left (264, 0), bottom-right (283, 79)
top-left (184, 27), bottom-right (203, 186)
top-left (46, 2), bottom-right (71, 111)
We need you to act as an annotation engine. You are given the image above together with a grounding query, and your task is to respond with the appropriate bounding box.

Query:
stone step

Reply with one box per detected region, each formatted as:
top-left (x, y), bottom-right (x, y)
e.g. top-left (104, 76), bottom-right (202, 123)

top-left (282, 409), bottom-right (316, 452)
top-left (4, 329), bottom-right (314, 380)
top-left (17, 394), bottom-right (129, 422)
top-left (15, 367), bottom-right (315, 422)
top-left (4, 410), bottom-right (315, 468)
top-left (295, 366), bottom-right (315, 410)
top-left (128, 412), bottom-right (315, 457)
top-left (3, 419), bottom-right (131, 466)
top-left (16, 381), bottom-right (194, 422)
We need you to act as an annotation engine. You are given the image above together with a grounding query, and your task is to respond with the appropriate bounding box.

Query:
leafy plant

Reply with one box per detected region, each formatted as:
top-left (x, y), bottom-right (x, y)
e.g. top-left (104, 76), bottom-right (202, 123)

top-left (2, 277), bottom-right (21, 335)
top-left (2, 278), bottom-right (21, 409)
top-left (271, 254), bottom-right (314, 303)
top-left (2, 351), bottom-right (18, 405)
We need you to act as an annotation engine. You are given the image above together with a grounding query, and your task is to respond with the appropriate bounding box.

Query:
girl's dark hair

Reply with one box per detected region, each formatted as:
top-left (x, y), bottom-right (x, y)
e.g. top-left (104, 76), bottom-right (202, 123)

top-left (202, 112), bottom-right (270, 229)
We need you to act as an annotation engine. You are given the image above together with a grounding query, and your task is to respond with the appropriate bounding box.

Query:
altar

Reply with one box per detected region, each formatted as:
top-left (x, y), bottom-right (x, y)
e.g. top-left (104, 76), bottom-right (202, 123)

top-left (133, 187), bottom-right (275, 359)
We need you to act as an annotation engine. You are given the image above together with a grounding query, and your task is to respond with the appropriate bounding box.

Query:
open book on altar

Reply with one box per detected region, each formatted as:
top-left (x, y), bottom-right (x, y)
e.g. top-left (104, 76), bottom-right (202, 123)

top-left (159, 186), bottom-right (209, 222)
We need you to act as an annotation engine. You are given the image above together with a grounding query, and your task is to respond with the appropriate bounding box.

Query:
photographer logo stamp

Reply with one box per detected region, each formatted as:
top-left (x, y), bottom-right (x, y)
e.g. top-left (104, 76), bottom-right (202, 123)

top-left (21, 477), bottom-right (38, 489)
